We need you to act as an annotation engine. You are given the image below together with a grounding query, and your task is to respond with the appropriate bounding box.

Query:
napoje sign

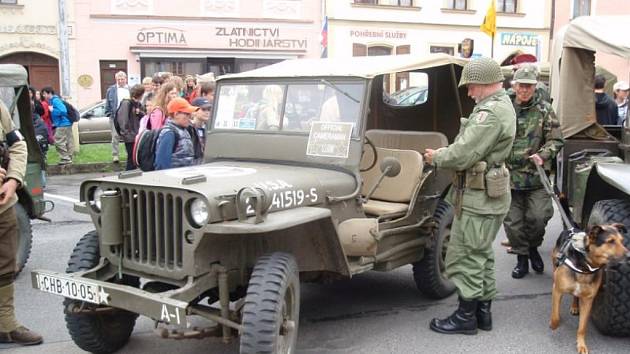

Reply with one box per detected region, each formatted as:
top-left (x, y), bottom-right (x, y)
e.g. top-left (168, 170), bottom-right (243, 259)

top-left (306, 122), bottom-right (354, 158)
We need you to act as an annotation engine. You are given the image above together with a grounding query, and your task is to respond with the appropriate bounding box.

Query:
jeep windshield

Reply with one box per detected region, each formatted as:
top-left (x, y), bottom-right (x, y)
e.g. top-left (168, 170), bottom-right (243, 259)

top-left (213, 81), bottom-right (365, 136)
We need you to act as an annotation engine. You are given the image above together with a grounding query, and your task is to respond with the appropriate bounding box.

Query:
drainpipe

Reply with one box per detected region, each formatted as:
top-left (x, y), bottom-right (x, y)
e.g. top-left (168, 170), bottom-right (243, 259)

top-left (58, 0), bottom-right (71, 98)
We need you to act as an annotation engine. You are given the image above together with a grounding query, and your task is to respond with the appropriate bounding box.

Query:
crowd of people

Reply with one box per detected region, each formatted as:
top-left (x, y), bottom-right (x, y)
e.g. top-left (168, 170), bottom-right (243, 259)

top-left (105, 70), bottom-right (215, 171)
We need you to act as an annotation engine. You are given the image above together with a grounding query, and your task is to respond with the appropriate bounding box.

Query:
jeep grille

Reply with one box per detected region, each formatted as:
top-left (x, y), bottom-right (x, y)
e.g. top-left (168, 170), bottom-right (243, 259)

top-left (119, 188), bottom-right (184, 269)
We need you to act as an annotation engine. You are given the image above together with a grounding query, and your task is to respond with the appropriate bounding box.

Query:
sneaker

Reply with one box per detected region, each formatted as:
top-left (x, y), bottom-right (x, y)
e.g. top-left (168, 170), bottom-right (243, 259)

top-left (0, 326), bottom-right (43, 345)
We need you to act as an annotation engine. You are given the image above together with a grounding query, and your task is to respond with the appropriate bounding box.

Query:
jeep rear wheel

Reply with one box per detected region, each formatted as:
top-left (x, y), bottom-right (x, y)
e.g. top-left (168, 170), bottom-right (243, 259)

top-left (64, 230), bottom-right (138, 354)
top-left (14, 203), bottom-right (32, 276)
top-left (412, 200), bottom-right (456, 299)
top-left (588, 199), bottom-right (630, 336)
top-left (240, 253), bottom-right (300, 354)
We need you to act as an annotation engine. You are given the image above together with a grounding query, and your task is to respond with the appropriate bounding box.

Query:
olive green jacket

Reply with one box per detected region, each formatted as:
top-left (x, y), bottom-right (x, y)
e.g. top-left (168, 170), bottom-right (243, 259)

top-left (433, 89), bottom-right (516, 215)
top-left (0, 101), bottom-right (27, 215)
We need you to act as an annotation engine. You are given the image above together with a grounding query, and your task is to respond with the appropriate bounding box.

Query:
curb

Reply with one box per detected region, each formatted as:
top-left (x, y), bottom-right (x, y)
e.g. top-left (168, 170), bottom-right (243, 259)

top-left (47, 161), bottom-right (126, 176)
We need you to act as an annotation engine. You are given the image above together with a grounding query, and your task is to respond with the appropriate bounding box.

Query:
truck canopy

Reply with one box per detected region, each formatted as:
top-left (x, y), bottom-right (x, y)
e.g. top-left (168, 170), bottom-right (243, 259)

top-left (218, 53), bottom-right (468, 80)
top-left (0, 64), bottom-right (28, 88)
top-left (551, 16), bottom-right (630, 138)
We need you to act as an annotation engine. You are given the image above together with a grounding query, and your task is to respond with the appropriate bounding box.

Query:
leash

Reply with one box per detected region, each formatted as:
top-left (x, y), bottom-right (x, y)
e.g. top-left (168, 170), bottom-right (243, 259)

top-left (533, 162), bottom-right (600, 274)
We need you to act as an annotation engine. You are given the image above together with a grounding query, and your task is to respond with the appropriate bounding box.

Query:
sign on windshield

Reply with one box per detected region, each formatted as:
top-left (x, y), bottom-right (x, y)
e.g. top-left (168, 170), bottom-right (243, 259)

top-left (213, 81), bottom-right (364, 136)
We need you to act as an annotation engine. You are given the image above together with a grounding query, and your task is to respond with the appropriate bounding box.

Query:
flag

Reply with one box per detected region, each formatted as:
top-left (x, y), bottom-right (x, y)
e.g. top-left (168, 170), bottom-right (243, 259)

top-left (480, 1), bottom-right (496, 37)
top-left (320, 16), bottom-right (328, 58)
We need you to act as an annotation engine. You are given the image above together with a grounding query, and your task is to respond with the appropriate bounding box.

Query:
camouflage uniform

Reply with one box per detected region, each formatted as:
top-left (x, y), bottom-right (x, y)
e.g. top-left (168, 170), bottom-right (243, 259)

top-left (504, 71), bottom-right (564, 257)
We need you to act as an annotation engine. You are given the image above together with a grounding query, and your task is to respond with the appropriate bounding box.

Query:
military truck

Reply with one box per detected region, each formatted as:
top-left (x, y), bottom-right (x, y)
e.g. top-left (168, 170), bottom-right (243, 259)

top-left (0, 64), bottom-right (54, 275)
top-left (550, 16), bottom-right (630, 336)
top-left (31, 54), bottom-right (474, 353)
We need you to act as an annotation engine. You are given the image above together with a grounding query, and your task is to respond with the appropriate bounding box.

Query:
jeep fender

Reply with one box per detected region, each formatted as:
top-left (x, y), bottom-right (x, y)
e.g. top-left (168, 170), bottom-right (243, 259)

top-left (581, 163), bottom-right (630, 227)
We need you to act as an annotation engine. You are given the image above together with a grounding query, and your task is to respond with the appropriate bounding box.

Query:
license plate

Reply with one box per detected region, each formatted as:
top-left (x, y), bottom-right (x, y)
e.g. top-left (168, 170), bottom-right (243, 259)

top-left (35, 273), bottom-right (101, 304)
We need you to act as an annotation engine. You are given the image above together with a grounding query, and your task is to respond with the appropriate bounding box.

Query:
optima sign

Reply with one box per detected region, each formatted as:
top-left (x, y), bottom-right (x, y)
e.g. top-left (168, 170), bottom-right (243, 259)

top-left (136, 27), bottom-right (187, 45)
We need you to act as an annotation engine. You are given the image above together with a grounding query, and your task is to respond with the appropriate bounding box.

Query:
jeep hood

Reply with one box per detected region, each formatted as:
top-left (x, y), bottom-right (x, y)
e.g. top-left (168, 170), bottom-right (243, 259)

top-left (87, 161), bottom-right (356, 220)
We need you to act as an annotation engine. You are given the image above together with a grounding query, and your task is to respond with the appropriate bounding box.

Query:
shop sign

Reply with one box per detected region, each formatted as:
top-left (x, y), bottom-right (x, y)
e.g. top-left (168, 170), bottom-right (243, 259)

top-left (0, 24), bottom-right (56, 35)
top-left (215, 26), bottom-right (307, 50)
top-left (500, 32), bottom-right (538, 47)
top-left (349, 29), bottom-right (407, 40)
top-left (136, 27), bottom-right (187, 46)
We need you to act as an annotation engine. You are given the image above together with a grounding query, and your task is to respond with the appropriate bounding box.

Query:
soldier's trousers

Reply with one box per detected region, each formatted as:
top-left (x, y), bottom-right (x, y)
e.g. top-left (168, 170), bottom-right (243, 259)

top-left (503, 188), bottom-right (554, 255)
top-left (0, 207), bottom-right (19, 332)
top-left (445, 210), bottom-right (504, 301)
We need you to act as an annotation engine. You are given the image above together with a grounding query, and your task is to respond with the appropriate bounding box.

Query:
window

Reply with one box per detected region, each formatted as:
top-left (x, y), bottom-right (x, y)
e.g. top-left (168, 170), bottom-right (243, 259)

top-left (213, 82), bottom-right (365, 135)
top-left (573, 0), bottom-right (590, 18)
top-left (497, 0), bottom-right (516, 13)
top-left (447, 0), bottom-right (467, 10)
top-left (0, 0), bottom-right (18, 4)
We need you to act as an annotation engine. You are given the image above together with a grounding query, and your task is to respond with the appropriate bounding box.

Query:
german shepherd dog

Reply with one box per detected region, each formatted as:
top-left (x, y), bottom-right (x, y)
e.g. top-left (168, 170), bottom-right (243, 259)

top-left (550, 224), bottom-right (629, 354)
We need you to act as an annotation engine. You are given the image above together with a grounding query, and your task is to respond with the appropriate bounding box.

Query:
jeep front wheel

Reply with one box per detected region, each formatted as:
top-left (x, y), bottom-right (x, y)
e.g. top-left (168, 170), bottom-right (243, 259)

top-left (14, 203), bottom-right (32, 276)
top-left (240, 253), bottom-right (300, 354)
top-left (412, 200), bottom-right (456, 299)
top-left (64, 230), bottom-right (138, 354)
top-left (587, 199), bottom-right (630, 336)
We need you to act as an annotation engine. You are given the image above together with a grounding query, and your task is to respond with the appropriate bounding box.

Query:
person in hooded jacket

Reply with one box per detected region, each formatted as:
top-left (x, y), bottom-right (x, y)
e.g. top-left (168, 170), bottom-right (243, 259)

top-left (594, 74), bottom-right (618, 125)
top-left (115, 84), bottom-right (145, 170)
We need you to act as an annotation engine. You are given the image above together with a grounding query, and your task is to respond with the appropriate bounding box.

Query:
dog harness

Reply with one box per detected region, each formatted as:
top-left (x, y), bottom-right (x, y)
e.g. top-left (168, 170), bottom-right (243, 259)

top-left (556, 229), bottom-right (601, 275)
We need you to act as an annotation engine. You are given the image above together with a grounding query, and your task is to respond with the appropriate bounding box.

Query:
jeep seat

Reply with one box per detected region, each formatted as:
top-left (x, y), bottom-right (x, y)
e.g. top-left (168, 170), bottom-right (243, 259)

top-left (360, 147), bottom-right (424, 217)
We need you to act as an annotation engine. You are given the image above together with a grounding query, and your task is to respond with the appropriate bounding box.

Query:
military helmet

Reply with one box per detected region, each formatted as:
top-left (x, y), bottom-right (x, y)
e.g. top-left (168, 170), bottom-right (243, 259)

top-left (458, 57), bottom-right (504, 87)
top-left (514, 65), bottom-right (538, 84)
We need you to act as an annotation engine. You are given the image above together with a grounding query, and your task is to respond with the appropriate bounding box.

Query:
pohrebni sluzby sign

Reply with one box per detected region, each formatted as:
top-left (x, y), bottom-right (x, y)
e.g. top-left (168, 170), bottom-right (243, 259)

top-left (306, 122), bottom-right (354, 158)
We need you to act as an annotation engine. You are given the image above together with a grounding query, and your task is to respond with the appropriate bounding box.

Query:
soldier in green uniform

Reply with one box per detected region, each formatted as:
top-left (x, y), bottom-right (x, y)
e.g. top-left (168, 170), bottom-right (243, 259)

top-left (504, 66), bottom-right (564, 279)
top-left (424, 57), bottom-right (516, 335)
top-left (0, 100), bottom-right (43, 345)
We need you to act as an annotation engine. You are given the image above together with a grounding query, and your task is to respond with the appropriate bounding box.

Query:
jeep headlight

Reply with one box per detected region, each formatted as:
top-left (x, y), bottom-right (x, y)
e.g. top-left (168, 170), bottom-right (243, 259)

top-left (189, 198), bottom-right (209, 227)
top-left (89, 187), bottom-right (105, 212)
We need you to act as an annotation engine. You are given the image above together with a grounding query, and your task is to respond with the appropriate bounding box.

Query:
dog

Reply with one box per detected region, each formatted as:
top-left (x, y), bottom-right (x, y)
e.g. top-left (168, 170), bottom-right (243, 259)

top-left (550, 223), bottom-right (629, 354)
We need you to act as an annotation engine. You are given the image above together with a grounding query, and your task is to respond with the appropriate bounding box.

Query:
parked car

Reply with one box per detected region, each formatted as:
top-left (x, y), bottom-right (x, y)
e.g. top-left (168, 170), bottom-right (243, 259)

top-left (388, 86), bottom-right (428, 106)
top-left (78, 99), bottom-right (110, 144)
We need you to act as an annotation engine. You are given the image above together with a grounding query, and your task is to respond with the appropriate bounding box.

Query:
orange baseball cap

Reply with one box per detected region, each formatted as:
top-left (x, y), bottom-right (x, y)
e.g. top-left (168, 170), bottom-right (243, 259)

top-left (167, 97), bottom-right (199, 114)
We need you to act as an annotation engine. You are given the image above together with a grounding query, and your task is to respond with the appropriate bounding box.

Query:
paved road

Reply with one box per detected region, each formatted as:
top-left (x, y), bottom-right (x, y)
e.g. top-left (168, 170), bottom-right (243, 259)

top-left (2, 172), bottom-right (630, 353)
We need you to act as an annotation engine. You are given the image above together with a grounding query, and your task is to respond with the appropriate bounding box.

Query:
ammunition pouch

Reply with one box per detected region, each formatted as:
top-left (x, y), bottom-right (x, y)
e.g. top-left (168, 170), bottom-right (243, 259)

top-left (465, 161), bottom-right (487, 190)
top-left (485, 163), bottom-right (510, 198)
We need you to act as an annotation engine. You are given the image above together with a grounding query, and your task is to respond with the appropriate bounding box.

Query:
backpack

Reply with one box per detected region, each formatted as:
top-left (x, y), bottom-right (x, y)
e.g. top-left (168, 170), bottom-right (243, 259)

top-left (113, 99), bottom-right (132, 136)
top-left (133, 125), bottom-right (178, 171)
top-left (61, 99), bottom-right (80, 123)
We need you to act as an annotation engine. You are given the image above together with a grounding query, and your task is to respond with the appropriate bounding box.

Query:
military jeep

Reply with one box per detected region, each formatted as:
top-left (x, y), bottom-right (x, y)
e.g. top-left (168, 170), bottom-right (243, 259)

top-left (31, 54), bottom-right (473, 353)
top-left (551, 16), bottom-right (630, 336)
top-left (0, 64), bottom-right (54, 275)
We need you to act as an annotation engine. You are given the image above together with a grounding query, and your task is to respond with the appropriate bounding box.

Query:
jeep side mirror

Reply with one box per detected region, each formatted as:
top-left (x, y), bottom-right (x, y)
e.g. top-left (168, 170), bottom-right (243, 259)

top-left (380, 157), bottom-right (401, 178)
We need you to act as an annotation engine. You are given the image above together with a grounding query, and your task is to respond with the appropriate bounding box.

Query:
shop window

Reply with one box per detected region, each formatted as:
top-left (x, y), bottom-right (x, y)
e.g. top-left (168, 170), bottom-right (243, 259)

top-left (429, 45), bottom-right (456, 56)
top-left (572, 0), bottom-right (590, 18)
top-left (354, 0), bottom-right (414, 7)
top-left (445, 0), bottom-right (467, 10)
top-left (142, 59), bottom-right (204, 78)
top-left (497, 0), bottom-right (517, 13)
top-left (368, 46), bottom-right (393, 56)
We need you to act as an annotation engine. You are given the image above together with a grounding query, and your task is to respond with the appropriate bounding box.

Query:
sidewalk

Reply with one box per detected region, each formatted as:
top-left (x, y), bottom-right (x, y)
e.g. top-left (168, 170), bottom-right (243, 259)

top-left (47, 160), bottom-right (127, 175)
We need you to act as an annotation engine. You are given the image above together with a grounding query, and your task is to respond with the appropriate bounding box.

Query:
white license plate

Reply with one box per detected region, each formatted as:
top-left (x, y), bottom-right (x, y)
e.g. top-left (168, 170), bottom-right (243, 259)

top-left (35, 273), bottom-right (101, 304)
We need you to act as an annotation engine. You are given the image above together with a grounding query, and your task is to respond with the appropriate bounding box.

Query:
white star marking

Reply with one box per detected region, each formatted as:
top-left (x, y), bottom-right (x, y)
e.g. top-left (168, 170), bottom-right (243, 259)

top-left (98, 287), bottom-right (110, 305)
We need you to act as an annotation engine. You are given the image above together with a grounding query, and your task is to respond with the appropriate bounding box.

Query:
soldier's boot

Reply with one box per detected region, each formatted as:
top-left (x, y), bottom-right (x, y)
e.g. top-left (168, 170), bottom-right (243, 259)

top-left (529, 247), bottom-right (544, 273)
top-left (0, 284), bottom-right (42, 346)
top-left (476, 300), bottom-right (492, 331)
top-left (512, 255), bottom-right (529, 279)
top-left (429, 297), bottom-right (478, 335)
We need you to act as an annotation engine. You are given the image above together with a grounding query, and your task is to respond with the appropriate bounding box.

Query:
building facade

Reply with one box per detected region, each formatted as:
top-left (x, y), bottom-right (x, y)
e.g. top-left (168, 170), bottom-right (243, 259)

top-left (71, 0), bottom-right (323, 107)
top-left (553, 0), bottom-right (630, 82)
top-left (0, 0), bottom-right (63, 93)
top-left (326, 0), bottom-right (552, 91)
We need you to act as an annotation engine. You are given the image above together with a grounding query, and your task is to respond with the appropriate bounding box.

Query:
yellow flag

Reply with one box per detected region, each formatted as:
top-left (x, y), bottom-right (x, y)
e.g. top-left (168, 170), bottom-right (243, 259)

top-left (480, 0), bottom-right (496, 37)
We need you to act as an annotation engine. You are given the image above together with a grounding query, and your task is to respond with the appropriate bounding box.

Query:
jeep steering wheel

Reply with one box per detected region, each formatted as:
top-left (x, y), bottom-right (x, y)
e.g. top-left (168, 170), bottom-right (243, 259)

top-left (360, 136), bottom-right (378, 172)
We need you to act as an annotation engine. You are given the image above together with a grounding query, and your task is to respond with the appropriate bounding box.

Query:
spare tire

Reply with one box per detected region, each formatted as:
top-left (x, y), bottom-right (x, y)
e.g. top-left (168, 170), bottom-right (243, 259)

top-left (587, 199), bottom-right (630, 336)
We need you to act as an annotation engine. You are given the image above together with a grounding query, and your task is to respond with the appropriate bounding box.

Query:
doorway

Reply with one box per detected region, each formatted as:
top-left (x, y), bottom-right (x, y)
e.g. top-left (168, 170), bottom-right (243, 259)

top-left (99, 60), bottom-right (127, 98)
top-left (0, 52), bottom-right (60, 93)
